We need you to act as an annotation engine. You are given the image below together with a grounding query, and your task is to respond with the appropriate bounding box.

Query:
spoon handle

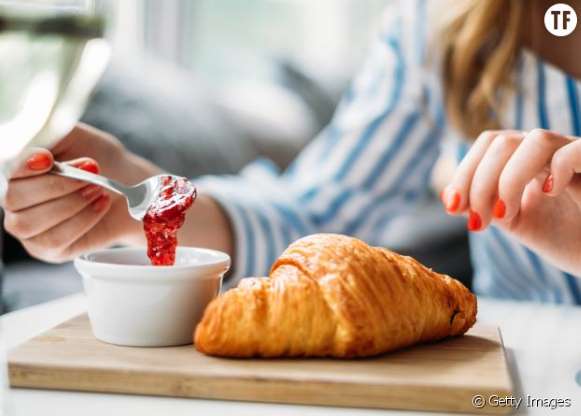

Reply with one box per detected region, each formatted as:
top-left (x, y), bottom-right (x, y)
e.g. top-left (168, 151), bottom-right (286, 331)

top-left (51, 161), bottom-right (129, 197)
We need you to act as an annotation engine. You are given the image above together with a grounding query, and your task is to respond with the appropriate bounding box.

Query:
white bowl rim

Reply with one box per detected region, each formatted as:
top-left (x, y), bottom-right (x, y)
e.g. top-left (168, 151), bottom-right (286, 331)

top-left (75, 246), bottom-right (231, 281)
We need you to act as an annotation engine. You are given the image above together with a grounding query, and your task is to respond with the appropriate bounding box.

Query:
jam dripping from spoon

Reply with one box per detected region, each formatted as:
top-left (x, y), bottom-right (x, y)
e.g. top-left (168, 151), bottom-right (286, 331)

top-left (143, 176), bottom-right (197, 266)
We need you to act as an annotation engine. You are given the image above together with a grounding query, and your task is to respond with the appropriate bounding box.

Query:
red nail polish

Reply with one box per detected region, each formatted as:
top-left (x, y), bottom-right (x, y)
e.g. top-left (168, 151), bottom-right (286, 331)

top-left (445, 191), bottom-right (461, 213)
top-left (543, 175), bottom-right (554, 193)
top-left (26, 153), bottom-right (52, 171)
top-left (493, 199), bottom-right (506, 219)
top-left (77, 160), bottom-right (100, 174)
top-left (92, 194), bottom-right (109, 212)
top-left (468, 210), bottom-right (482, 231)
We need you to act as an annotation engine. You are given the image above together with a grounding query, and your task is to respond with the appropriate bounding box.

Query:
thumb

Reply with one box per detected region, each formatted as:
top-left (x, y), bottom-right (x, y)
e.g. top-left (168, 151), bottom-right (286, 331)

top-left (10, 148), bottom-right (54, 179)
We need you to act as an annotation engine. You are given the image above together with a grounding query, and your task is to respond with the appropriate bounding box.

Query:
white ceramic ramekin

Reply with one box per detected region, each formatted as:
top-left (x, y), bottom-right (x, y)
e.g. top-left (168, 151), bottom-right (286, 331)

top-left (74, 247), bottom-right (230, 347)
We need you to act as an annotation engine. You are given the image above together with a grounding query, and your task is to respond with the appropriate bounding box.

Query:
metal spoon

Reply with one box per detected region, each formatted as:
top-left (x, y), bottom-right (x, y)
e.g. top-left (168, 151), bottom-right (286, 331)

top-left (51, 161), bottom-right (176, 221)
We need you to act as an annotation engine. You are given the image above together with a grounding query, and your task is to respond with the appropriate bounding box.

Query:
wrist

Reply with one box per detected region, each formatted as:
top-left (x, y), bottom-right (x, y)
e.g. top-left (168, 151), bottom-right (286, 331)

top-left (178, 194), bottom-right (234, 255)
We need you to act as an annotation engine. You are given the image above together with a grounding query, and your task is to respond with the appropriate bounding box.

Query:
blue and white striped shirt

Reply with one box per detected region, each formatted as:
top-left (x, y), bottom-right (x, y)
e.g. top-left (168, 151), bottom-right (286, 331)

top-left (198, 0), bottom-right (581, 304)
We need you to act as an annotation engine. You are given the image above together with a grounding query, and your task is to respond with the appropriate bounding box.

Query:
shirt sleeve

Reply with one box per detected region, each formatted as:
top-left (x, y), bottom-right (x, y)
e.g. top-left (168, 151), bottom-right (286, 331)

top-left (196, 0), bottom-right (446, 287)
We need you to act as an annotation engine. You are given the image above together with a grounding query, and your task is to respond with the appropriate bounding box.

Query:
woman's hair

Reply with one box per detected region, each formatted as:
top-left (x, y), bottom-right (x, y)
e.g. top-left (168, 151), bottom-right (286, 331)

top-left (440, 0), bottom-right (525, 139)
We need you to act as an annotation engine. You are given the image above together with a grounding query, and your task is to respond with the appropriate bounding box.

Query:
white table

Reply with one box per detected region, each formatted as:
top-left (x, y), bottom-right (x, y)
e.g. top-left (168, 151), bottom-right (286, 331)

top-left (1, 294), bottom-right (581, 416)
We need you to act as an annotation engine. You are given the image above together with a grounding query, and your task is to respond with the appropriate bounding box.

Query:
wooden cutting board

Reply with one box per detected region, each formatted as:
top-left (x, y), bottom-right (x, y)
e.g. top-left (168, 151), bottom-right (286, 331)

top-left (8, 314), bottom-right (513, 414)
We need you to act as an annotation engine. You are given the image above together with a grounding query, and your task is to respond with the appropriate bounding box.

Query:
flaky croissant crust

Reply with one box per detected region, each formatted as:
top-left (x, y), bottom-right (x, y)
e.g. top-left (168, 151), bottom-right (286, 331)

top-left (195, 234), bottom-right (477, 358)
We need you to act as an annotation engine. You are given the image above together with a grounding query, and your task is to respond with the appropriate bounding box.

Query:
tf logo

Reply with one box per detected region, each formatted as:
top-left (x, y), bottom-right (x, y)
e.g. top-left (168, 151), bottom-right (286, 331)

top-left (545, 3), bottom-right (578, 36)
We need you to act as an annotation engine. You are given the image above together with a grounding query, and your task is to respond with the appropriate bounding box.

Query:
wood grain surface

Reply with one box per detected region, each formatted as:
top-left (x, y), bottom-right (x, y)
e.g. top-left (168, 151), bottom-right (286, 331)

top-left (8, 314), bottom-right (513, 414)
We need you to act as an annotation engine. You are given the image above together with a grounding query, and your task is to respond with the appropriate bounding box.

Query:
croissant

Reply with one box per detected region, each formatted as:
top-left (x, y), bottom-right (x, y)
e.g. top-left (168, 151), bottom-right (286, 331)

top-left (194, 234), bottom-right (477, 358)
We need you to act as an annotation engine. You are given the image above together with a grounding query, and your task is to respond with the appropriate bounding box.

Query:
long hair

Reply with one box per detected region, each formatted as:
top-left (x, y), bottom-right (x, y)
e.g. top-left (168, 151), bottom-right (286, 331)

top-left (440, 0), bottom-right (525, 139)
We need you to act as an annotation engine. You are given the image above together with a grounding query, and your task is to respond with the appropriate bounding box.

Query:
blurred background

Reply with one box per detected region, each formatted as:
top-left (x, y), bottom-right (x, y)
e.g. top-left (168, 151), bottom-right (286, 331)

top-left (87, 0), bottom-right (387, 175)
top-left (1, 0), bottom-right (471, 313)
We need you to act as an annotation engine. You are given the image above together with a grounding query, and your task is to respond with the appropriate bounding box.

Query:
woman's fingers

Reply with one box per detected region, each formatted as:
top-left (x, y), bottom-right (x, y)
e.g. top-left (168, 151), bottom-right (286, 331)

top-left (497, 129), bottom-right (570, 222)
top-left (443, 129), bottom-right (575, 231)
top-left (21, 194), bottom-right (112, 263)
top-left (3, 185), bottom-right (104, 240)
top-left (4, 150), bottom-right (107, 263)
top-left (443, 130), bottom-right (522, 214)
top-left (4, 157), bottom-right (100, 212)
top-left (468, 132), bottom-right (523, 230)
top-left (443, 131), bottom-right (498, 213)
top-left (546, 139), bottom-right (581, 197)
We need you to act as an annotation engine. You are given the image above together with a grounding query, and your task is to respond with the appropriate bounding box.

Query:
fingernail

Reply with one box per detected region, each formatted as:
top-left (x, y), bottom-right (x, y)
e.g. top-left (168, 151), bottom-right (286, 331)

top-left (77, 161), bottom-right (100, 174)
top-left (445, 189), bottom-right (461, 213)
top-left (81, 185), bottom-right (102, 200)
top-left (467, 210), bottom-right (482, 232)
top-left (493, 199), bottom-right (506, 219)
top-left (92, 194), bottom-right (109, 212)
top-left (543, 175), bottom-right (554, 193)
top-left (26, 153), bottom-right (52, 171)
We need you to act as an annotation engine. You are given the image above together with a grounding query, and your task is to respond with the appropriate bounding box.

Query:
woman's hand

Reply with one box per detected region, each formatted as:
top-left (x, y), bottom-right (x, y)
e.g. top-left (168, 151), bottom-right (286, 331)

top-left (2, 124), bottom-right (161, 263)
top-left (442, 129), bottom-right (581, 275)
top-left (2, 123), bottom-right (234, 264)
